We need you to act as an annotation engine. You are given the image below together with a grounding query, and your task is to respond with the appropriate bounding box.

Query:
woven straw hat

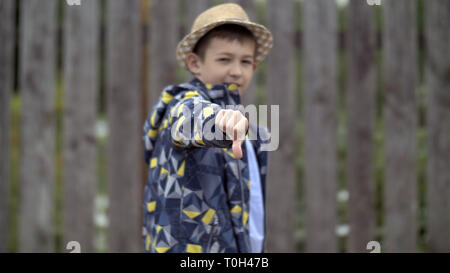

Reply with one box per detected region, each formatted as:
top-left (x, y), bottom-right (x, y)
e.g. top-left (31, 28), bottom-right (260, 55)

top-left (176, 3), bottom-right (273, 68)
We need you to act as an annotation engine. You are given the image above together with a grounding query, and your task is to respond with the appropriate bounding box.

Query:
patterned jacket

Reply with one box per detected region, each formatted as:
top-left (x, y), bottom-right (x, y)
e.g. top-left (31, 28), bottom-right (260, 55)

top-left (142, 78), bottom-right (269, 253)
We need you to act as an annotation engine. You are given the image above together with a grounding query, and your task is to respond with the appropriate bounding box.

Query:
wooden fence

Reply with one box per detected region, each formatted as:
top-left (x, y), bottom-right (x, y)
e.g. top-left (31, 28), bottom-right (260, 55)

top-left (0, 0), bottom-right (449, 253)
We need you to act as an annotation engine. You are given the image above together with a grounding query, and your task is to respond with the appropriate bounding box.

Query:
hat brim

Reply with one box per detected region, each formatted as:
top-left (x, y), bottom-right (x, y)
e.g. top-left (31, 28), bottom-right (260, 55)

top-left (176, 18), bottom-right (273, 68)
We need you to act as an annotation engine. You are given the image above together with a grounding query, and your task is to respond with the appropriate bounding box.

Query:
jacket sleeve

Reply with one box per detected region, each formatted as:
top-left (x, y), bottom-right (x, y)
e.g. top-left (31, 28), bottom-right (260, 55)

top-left (168, 92), bottom-right (233, 149)
top-left (142, 85), bottom-right (177, 165)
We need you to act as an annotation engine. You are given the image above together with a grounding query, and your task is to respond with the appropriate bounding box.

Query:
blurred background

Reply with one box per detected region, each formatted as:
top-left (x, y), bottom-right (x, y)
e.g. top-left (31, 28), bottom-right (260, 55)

top-left (0, 0), bottom-right (449, 253)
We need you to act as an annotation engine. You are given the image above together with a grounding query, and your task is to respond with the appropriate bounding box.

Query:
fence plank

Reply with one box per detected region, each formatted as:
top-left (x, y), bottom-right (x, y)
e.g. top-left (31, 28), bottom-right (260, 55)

top-left (425, 0), bottom-right (450, 253)
top-left (231, 0), bottom-right (257, 106)
top-left (346, 0), bottom-right (376, 253)
top-left (63, 0), bottom-right (99, 253)
top-left (149, 0), bottom-right (178, 106)
top-left (106, 0), bottom-right (142, 252)
top-left (19, 0), bottom-right (56, 252)
top-left (383, 0), bottom-right (417, 252)
top-left (303, 0), bottom-right (338, 252)
top-left (266, 0), bottom-right (296, 252)
top-left (0, 0), bottom-right (15, 253)
top-left (186, 0), bottom-right (213, 30)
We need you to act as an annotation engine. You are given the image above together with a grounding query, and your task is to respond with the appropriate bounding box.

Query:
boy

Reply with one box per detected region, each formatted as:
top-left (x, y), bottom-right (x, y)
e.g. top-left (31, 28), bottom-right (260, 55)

top-left (142, 3), bottom-right (273, 253)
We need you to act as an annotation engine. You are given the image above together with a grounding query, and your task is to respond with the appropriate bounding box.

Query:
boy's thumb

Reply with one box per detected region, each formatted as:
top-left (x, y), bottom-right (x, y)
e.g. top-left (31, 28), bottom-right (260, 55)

top-left (232, 140), bottom-right (243, 159)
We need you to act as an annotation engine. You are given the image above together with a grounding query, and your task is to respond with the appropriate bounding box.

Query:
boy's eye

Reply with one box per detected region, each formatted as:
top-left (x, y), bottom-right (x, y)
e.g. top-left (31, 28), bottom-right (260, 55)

top-left (242, 60), bottom-right (253, 65)
top-left (218, 58), bottom-right (230, 62)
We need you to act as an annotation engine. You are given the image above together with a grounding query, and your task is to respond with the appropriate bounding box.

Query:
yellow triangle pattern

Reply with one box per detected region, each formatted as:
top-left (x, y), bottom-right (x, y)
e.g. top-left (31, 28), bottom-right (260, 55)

top-left (183, 210), bottom-right (201, 219)
top-left (150, 158), bottom-right (157, 168)
top-left (175, 116), bottom-right (186, 132)
top-left (177, 104), bottom-right (184, 117)
top-left (151, 111), bottom-right (157, 127)
top-left (203, 107), bottom-right (214, 119)
top-left (177, 161), bottom-right (185, 176)
top-left (243, 211), bottom-right (249, 227)
top-left (227, 84), bottom-right (238, 91)
top-left (148, 129), bottom-right (158, 138)
top-left (186, 244), bottom-right (202, 253)
top-left (161, 91), bottom-right (174, 104)
top-left (230, 205), bottom-right (242, 213)
top-left (183, 90), bottom-right (199, 99)
top-left (195, 132), bottom-right (205, 146)
top-left (155, 246), bottom-right (170, 253)
top-left (145, 235), bottom-right (151, 251)
top-left (147, 201), bottom-right (156, 212)
top-left (202, 208), bottom-right (216, 225)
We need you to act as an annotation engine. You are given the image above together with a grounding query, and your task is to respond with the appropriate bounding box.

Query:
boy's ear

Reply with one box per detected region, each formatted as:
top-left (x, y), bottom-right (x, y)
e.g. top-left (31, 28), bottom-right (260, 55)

top-left (186, 52), bottom-right (202, 75)
top-left (252, 62), bottom-right (257, 71)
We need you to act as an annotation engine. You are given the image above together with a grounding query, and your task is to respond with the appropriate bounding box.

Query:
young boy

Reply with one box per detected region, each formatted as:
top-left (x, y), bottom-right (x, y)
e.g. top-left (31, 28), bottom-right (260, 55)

top-left (142, 3), bottom-right (273, 253)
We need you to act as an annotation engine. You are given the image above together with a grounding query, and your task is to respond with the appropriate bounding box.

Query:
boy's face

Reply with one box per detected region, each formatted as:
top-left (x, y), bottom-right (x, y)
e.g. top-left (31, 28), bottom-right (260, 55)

top-left (186, 37), bottom-right (256, 96)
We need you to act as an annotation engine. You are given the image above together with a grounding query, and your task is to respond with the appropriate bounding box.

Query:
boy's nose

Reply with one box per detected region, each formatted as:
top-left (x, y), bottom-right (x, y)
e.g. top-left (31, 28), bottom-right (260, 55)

top-left (229, 62), bottom-right (243, 77)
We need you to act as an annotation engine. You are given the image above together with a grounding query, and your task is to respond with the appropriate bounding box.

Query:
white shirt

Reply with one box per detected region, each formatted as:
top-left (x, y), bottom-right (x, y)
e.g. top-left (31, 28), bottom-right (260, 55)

top-left (245, 138), bottom-right (265, 253)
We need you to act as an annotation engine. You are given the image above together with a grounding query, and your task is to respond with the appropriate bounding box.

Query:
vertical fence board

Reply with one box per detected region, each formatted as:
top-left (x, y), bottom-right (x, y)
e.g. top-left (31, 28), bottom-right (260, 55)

top-left (106, 0), bottom-right (142, 252)
top-left (383, 0), bottom-right (417, 252)
top-left (230, 0), bottom-right (255, 20)
top-left (346, 0), bottom-right (376, 253)
top-left (0, 0), bottom-right (15, 253)
top-left (266, 0), bottom-right (296, 252)
top-left (63, 0), bottom-right (99, 253)
top-left (303, 0), bottom-right (337, 252)
top-left (186, 0), bottom-right (213, 30)
top-left (149, 0), bottom-right (178, 107)
top-left (230, 0), bottom-right (257, 106)
top-left (176, 0), bottom-right (212, 84)
top-left (425, 0), bottom-right (450, 253)
top-left (141, 0), bottom-right (150, 192)
top-left (19, 0), bottom-right (56, 252)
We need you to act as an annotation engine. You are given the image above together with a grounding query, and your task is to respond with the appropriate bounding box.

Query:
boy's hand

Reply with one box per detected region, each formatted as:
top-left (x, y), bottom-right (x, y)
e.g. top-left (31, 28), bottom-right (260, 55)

top-left (215, 109), bottom-right (249, 159)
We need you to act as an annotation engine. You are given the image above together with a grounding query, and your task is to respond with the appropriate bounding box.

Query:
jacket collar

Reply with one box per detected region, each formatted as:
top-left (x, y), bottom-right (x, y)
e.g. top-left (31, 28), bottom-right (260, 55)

top-left (183, 78), bottom-right (242, 107)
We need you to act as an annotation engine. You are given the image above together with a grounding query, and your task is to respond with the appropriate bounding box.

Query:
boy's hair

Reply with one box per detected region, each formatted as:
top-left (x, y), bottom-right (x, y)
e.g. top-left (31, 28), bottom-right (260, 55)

top-left (193, 24), bottom-right (256, 61)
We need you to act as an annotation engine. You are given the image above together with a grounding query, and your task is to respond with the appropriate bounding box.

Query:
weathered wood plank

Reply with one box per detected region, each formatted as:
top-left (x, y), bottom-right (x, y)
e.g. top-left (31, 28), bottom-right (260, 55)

top-left (346, 0), bottom-right (376, 253)
top-left (231, 0), bottom-right (257, 106)
top-left (149, 0), bottom-right (179, 106)
top-left (106, 0), bottom-right (142, 252)
top-left (383, 0), bottom-right (417, 252)
top-left (425, 0), bottom-right (450, 253)
top-left (0, 0), bottom-right (15, 253)
top-left (186, 0), bottom-right (213, 31)
top-left (19, 0), bottom-right (56, 252)
top-left (266, 0), bottom-right (296, 252)
top-left (63, 0), bottom-right (99, 253)
top-left (303, 0), bottom-right (338, 252)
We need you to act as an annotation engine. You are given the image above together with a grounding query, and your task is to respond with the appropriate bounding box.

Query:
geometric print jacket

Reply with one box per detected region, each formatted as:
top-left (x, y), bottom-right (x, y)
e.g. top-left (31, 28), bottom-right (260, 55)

top-left (142, 78), bottom-right (269, 253)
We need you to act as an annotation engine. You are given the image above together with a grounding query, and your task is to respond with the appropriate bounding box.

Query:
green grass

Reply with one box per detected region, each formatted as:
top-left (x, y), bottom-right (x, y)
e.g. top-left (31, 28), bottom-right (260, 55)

top-left (8, 93), bottom-right (21, 253)
top-left (54, 72), bottom-right (64, 253)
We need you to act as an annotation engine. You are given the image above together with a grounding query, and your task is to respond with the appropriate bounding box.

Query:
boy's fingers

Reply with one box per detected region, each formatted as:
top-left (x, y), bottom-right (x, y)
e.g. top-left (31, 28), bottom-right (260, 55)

top-left (215, 110), bottom-right (226, 131)
top-left (215, 109), bottom-right (224, 125)
top-left (218, 110), bottom-right (233, 133)
top-left (216, 110), bottom-right (248, 144)
top-left (232, 118), bottom-right (247, 159)
top-left (226, 114), bottom-right (237, 137)
top-left (233, 118), bottom-right (247, 141)
top-left (216, 109), bottom-right (248, 159)
top-left (232, 140), bottom-right (243, 159)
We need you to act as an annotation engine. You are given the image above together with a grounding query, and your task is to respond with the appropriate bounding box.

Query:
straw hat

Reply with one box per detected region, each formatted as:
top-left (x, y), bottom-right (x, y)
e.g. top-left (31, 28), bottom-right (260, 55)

top-left (176, 3), bottom-right (273, 68)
